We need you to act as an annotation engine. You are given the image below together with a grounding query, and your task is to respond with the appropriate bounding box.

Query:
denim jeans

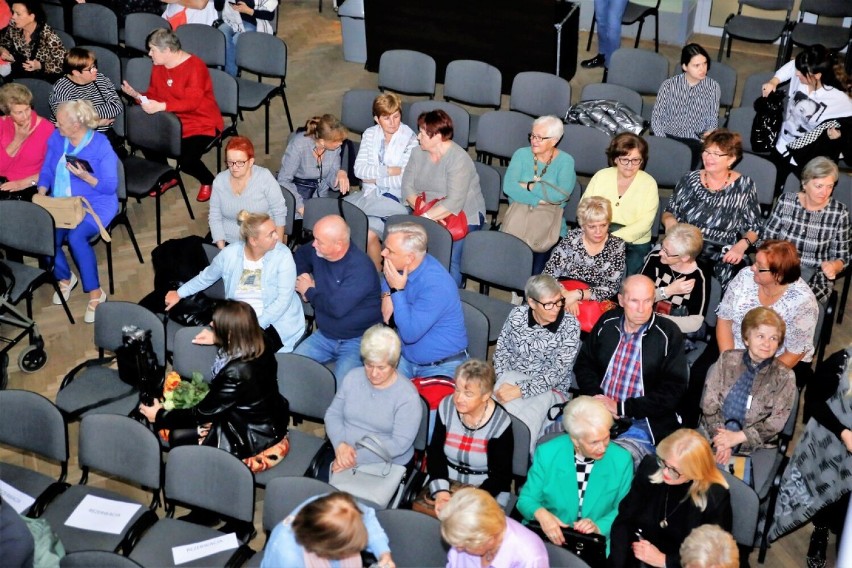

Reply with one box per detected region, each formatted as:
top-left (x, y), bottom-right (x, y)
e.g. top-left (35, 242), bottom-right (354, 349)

top-left (594, 0), bottom-right (629, 66)
top-left (293, 329), bottom-right (363, 386)
top-left (397, 354), bottom-right (465, 381)
top-left (221, 21), bottom-right (256, 77)
top-left (449, 214), bottom-right (484, 288)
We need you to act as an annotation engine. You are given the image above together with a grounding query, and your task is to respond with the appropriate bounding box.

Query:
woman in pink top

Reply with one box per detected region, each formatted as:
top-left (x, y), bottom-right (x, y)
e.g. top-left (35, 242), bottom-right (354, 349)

top-left (0, 82), bottom-right (54, 200)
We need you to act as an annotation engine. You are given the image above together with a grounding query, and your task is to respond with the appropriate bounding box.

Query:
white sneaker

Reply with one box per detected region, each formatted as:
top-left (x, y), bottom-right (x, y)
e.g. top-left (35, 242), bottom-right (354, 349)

top-left (52, 273), bottom-right (78, 305)
top-left (84, 289), bottom-right (107, 324)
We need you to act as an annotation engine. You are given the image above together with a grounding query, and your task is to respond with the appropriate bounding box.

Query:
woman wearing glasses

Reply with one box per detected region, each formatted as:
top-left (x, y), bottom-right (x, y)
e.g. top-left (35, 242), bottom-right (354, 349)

top-left (49, 48), bottom-right (124, 155)
top-left (662, 129), bottom-right (762, 291)
top-left (584, 133), bottom-right (659, 275)
top-left (492, 275), bottom-right (581, 448)
top-left (503, 115), bottom-right (576, 274)
top-left (209, 136), bottom-right (287, 248)
top-left (610, 429), bottom-right (732, 568)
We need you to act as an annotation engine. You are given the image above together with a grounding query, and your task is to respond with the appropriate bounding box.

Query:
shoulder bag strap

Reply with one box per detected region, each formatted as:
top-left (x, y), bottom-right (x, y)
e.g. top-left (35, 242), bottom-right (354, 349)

top-left (79, 196), bottom-right (111, 242)
top-left (356, 435), bottom-right (393, 464)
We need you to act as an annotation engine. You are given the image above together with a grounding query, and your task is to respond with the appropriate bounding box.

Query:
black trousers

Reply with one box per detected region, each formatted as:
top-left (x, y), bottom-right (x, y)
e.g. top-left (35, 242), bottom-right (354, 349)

top-left (143, 134), bottom-right (216, 186)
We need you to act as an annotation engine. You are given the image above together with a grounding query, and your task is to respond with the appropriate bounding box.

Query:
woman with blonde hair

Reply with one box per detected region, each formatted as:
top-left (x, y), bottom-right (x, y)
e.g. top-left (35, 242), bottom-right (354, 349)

top-left (0, 82), bottom-right (54, 199)
top-left (440, 487), bottom-right (548, 568)
top-left (277, 114), bottom-right (350, 218)
top-left (261, 492), bottom-right (395, 568)
top-left (610, 429), bottom-right (732, 568)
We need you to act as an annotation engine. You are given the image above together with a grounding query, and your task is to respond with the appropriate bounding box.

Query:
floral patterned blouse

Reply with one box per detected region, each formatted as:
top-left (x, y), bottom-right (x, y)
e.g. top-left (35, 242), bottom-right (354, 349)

top-left (0, 23), bottom-right (65, 79)
top-left (716, 268), bottom-right (819, 362)
top-left (543, 228), bottom-right (626, 301)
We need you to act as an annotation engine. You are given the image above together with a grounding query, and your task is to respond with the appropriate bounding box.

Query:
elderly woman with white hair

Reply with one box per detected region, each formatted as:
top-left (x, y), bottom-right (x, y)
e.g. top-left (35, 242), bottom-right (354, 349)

top-left (493, 274), bottom-right (581, 448)
top-left (544, 196), bottom-right (627, 313)
top-left (503, 115), bottom-right (576, 273)
top-left (323, 324), bottom-right (423, 480)
top-left (37, 99), bottom-right (118, 324)
top-left (516, 396), bottom-right (633, 552)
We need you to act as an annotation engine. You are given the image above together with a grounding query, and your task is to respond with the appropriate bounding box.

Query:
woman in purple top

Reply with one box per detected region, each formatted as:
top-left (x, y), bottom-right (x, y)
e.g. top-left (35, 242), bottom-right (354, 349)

top-left (440, 487), bottom-right (548, 568)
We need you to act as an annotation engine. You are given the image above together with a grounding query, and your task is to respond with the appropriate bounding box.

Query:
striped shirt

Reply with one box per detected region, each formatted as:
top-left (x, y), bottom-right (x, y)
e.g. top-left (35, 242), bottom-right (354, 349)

top-left (762, 193), bottom-right (850, 303)
top-left (49, 74), bottom-right (123, 132)
top-left (651, 74), bottom-right (720, 140)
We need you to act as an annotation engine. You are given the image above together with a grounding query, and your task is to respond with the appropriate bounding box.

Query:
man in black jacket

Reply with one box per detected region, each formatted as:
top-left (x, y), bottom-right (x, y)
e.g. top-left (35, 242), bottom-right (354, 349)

top-left (575, 275), bottom-right (688, 463)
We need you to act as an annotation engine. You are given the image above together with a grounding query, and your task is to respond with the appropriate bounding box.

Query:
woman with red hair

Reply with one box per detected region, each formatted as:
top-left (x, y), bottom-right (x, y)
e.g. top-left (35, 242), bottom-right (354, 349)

top-left (209, 135), bottom-right (287, 248)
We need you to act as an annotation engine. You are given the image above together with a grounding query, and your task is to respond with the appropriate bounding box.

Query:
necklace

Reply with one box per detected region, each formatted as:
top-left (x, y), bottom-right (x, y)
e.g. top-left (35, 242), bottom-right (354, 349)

top-left (701, 169), bottom-right (732, 192)
top-left (165, 69), bottom-right (174, 88)
top-left (532, 150), bottom-right (555, 182)
top-left (462, 400), bottom-right (490, 431)
top-left (659, 487), bottom-right (690, 528)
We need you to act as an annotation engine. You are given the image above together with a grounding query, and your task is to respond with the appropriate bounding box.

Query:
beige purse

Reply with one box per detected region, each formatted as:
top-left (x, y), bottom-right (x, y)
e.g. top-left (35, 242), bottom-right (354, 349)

top-left (32, 195), bottom-right (110, 242)
top-left (501, 201), bottom-right (563, 252)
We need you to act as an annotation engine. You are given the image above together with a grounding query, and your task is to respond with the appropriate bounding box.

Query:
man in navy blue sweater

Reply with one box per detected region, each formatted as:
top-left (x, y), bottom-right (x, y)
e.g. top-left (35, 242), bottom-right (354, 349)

top-left (294, 215), bottom-right (382, 385)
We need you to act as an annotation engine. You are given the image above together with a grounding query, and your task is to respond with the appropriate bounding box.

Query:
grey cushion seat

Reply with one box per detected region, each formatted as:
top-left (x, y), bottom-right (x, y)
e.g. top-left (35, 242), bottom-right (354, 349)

top-left (129, 519), bottom-right (240, 567)
top-left (253, 429), bottom-right (326, 485)
top-left (123, 157), bottom-right (175, 198)
top-left (0, 463), bottom-right (57, 508)
top-left (725, 16), bottom-right (786, 41)
top-left (458, 290), bottom-right (513, 343)
top-left (750, 446), bottom-right (782, 500)
top-left (54, 367), bottom-right (138, 418)
top-left (237, 80), bottom-right (277, 111)
top-left (791, 25), bottom-right (849, 50)
top-left (3, 262), bottom-right (44, 304)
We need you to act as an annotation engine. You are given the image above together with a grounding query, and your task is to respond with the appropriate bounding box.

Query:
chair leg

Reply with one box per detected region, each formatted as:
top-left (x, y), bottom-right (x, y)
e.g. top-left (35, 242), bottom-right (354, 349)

top-left (155, 193), bottom-right (162, 245)
top-left (653, 13), bottom-right (659, 52)
top-left (586, 12), bottom-right (596, 52)
top-left (264, 101), bottom-right (270, 155)
top-left (51, 280), bottom-right (76, 324)
top-left (718, 31), bottom-right (727, 61)
top-left (838, 270), bottom-right (849, 323)
top-left (634, 20), bottom-right (644, 49)
top-left (105, 240), bottom-right (114, 295)
top-left (122, 218), bottom-right (144, 264)
top-left (281, 90), bottom-right (294, 132)
top-left (176, 176), bottom-right (194, 221)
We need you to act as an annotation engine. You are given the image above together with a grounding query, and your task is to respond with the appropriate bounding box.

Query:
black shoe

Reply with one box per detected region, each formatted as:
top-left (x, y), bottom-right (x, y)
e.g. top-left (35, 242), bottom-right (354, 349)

top-left (807, 525), bottom-right (829, 568)
top-left (581, 54), bottom-right (606, 69)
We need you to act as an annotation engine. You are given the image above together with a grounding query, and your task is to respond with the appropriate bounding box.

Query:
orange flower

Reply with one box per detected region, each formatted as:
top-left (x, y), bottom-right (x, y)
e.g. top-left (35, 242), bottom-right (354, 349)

top-left (164, 372), bottom-right (182, 393)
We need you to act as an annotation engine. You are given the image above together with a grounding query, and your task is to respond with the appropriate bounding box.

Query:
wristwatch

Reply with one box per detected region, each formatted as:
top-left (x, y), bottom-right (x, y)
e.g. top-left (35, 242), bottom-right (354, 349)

top-left (659, 288), bottom-right (668, 300)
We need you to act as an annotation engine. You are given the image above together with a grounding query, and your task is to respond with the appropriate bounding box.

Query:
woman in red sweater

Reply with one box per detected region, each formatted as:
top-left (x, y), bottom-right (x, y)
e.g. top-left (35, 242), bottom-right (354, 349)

top-left (121, 28), bottom-right (223, 202)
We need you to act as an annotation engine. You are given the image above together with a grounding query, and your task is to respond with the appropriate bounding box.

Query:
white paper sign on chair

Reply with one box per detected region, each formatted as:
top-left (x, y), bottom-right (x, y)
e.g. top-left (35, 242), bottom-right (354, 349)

top-left (64, 494), bottom-right (142, 534)
top-left (0, 480), bottom-right (35, 514)
top-left (172, 533), bottom-right (239, 565)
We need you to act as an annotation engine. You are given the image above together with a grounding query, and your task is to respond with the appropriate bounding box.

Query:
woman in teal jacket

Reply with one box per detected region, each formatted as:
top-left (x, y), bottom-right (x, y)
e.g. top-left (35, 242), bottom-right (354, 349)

top-left (517, 396), bottom-right (633, 552)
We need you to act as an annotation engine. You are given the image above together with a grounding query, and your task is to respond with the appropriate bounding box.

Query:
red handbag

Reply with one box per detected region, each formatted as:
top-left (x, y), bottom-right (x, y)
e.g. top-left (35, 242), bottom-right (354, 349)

top-left (413, 192), bottom-right (469, 241)
top-left (559, 279), bottom-right (615, 333)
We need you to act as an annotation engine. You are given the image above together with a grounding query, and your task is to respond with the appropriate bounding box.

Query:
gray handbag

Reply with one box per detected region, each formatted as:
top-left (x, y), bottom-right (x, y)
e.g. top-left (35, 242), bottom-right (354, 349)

top-left (329, 435), bottom-right (407, 508)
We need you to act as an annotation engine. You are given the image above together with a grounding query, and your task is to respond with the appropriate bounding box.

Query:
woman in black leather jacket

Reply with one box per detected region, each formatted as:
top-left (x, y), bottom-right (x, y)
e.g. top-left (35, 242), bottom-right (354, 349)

top-left (140, 300), bottom-right (290, 472)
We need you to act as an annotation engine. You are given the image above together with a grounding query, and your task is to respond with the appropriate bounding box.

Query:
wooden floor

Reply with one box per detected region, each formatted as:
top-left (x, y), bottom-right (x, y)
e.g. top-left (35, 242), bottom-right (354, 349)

top-left (2, 2), bottom-right (850, 565)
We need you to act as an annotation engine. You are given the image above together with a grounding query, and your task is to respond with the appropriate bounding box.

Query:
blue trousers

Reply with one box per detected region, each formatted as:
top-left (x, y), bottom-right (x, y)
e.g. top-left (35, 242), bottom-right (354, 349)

top-left (397, 354), bottom-right (464, 381)
top-left (293, 329), bottom-right (363, 387)
top-left (594, 0), bottom-right (629, 66)
top-left (221, 21), bottom-right (256, 77)
top-left (449, 214), bottom-right (484, 288)
top-left (54, 215), bottom-right (101, 293)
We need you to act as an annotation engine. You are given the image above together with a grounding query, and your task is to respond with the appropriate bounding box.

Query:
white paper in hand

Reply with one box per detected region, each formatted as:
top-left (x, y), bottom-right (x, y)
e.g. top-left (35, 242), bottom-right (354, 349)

top-left (64, 494), bottom-right (142, 534)
top-left (172, 532), bottom-right (239, 565)
top-left (0, 480), bottom-right (35, 514)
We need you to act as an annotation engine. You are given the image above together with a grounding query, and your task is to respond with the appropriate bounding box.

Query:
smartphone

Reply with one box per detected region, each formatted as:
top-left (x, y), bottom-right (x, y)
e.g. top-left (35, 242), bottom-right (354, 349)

top-left (65, 156), bottom-right (94, 173)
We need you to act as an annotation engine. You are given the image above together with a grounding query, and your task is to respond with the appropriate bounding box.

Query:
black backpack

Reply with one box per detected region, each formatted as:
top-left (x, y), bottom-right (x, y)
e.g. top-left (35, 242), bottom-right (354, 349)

top-left (116, 326), bottom-right (164, 404)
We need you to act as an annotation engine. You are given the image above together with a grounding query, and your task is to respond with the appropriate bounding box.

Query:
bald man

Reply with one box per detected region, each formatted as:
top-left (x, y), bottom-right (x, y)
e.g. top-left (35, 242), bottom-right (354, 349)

top-left (293, 215), bottom-right (382, 384)
top-left (574, 275), bottom-right (688, 462)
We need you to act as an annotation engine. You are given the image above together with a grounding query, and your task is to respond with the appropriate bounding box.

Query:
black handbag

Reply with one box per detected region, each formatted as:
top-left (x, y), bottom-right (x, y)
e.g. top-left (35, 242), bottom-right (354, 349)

top-left (115, 326), bottom-right (164, 404)
top-left (751, 91), bottom-right (785, 152)
top-left (0, 178), bottom-right (36, 201)
top-left (527, 520), bottom-right (607, 567)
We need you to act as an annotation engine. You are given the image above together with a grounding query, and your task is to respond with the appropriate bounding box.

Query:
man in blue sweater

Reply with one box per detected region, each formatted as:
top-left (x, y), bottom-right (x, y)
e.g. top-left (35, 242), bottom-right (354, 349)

top-left (381, 222), bottom-right (468, 379)
top-left (294, 215), bottom-right (382, 384)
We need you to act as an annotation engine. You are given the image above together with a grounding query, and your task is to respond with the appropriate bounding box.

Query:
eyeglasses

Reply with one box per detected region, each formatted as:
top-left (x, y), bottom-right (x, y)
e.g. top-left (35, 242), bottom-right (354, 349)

top-left (82, 62), bottom-right (97, 73)
top-left (702, 150), bottom-right (730, 158)
top-left (616, 157), bottom-right (643, 166)
top-left (225, 160), bottom-right (248, 168)
top-left (660, 246), bottom-right (680, 258)
top-left (531, 297), bottom-right (566, 310)
top-left (528, 133), bottom-right (555, 142)
top-left (753, 265), bottom-right (773, 273)
top-left (656, 456), bottom-right (682, 480)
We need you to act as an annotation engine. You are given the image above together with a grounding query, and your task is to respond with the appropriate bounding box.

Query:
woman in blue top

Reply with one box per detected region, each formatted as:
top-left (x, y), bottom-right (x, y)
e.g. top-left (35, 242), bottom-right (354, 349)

top-left (261, 492), bottom-right (395, 568)
top-left (503, 115), bottom-right (576, 274)
top-left (37, 99), bottom-right (118, 324)
top-left (164, 210), bottom-right (304, 352)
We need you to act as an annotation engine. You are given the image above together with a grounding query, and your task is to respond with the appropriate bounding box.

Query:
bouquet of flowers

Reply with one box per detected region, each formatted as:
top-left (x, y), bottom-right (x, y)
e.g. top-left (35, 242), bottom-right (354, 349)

top-left (162, 371), bottom-right (209, 410)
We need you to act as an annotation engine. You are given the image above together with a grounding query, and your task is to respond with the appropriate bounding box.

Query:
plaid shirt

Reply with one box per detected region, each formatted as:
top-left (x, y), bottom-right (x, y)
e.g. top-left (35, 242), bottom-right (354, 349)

top-left (601, 318), bottom-right (650, 404)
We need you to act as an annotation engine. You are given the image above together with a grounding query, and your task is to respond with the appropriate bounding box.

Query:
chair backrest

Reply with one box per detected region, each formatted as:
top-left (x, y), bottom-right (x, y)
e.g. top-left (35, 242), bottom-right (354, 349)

top-left (236, 32), bottom-right (287, 79)
top-left (414, 396), bottom-right (430, 452)
top-left (510, 71), bottom-right (572, 119)
top-left (0, 201), bottom-right (56, 256)
top-left (384, 214), bottom-right (454, 271)
top-left (643, 135), bottom-right (693, 189)
top-left (652, 195), bottom-right (669, 239)
top-left (78, 414), bottom-right (161, 490)
top-left (93, 301), bottom-right (167, 367)
top-left (737, 152), bottom-right (777, 209)
top-left (275, 353), bottom-right (337, 420)
top-left (60, 551), bottom-right (144, 568)
top-left (375, 509), bottom-right (449, 567)
top-left (782, 172), bottom-right (801, 194)
top-left (406, 100), bottom-right (471, 149)
top-left (475, 110), bottom-right (533, 162)
top-left (176, 24), bottom-right (226, 69)
top-left (707, 60), bottom-right (737, 111)
top-left (123, 12), bottom-right (169, 55)
top-left (726, 107), bottom-right (757, 152)
top-left (443, 60), bottom-right (502, 108)
top-left (172, 326), bottom-right (218, 382)
top-left (721, 470), bottom-right (759, 546)
top-left (55, 29), bottom-right (76, 50)
top-left (262, 477), bottom-right (337, 533)
top-left (209, 68), bottom-right (239, 120)
top-left (80, 45), bottom-right (121, 90)
top-left (461, 301), bottom-right (490, 361)
top-left (545, 542), bottom-right (592, 567)
top-left (607, 48), bottom-right (669, 96)
top-left (378, 49), bottom-right (436, 98)
top-left (339, 199), bottom-right (370, 254)
top-left (280, 184), bottom-right (296, 237)
top-left (44, 2), bottom-right (65, 31)
top-left (126, 105), bottom-right (182, 158)
top-left (799, 0), bottom-right (852, 17)
top-left (165, 445), bottom-right (255, 522)
top-left (509, 412), bottom-right (531, 477)
top-left (562, 181), bottom-right (584, 226)
top-left (740, 71), bottom-right (777, 107)
top-left (460, 231), bottom-right (534, 292)
top-left (341, 89), bottom-right (382, 135)
top-left (579, 82), bottom-right (644, 115)
top-left (0, 390), bottom-right (68, 465)
top-left (558, 124), bottom-right (611, 177)
top-left (739, 0), bottom-right (795, 12)
top-left (72, 3), bottom-right (118, 47)
top-left (832, 172), bottom-right (851, 211)
top-left (473, 161), bottom-right (502, 224)
top-left (701, 276), bottom-right (723, 328)
top-left (124, 57), bottom-right (153, 96)
top-left (199, 243), bottom-right (227, 300)
top-left (302, 197), bottom-right (344, 232)
top-left (13, 78), bottom-right (52, 120)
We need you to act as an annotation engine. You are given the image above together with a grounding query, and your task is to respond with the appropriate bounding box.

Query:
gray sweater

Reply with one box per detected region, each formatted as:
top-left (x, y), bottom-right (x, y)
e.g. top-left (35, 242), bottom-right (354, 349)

top-left (324, 367), bottom-right (422, 466)
top-left (209, 165), bottom-right (288, 244)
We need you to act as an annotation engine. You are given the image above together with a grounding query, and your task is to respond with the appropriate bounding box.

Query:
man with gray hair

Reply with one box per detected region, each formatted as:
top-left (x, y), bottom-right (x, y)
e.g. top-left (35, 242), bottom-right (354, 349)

top-left (381, 222), bottom-right (467, 379)
top-left (492, 274), bottom-right (582, 450)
